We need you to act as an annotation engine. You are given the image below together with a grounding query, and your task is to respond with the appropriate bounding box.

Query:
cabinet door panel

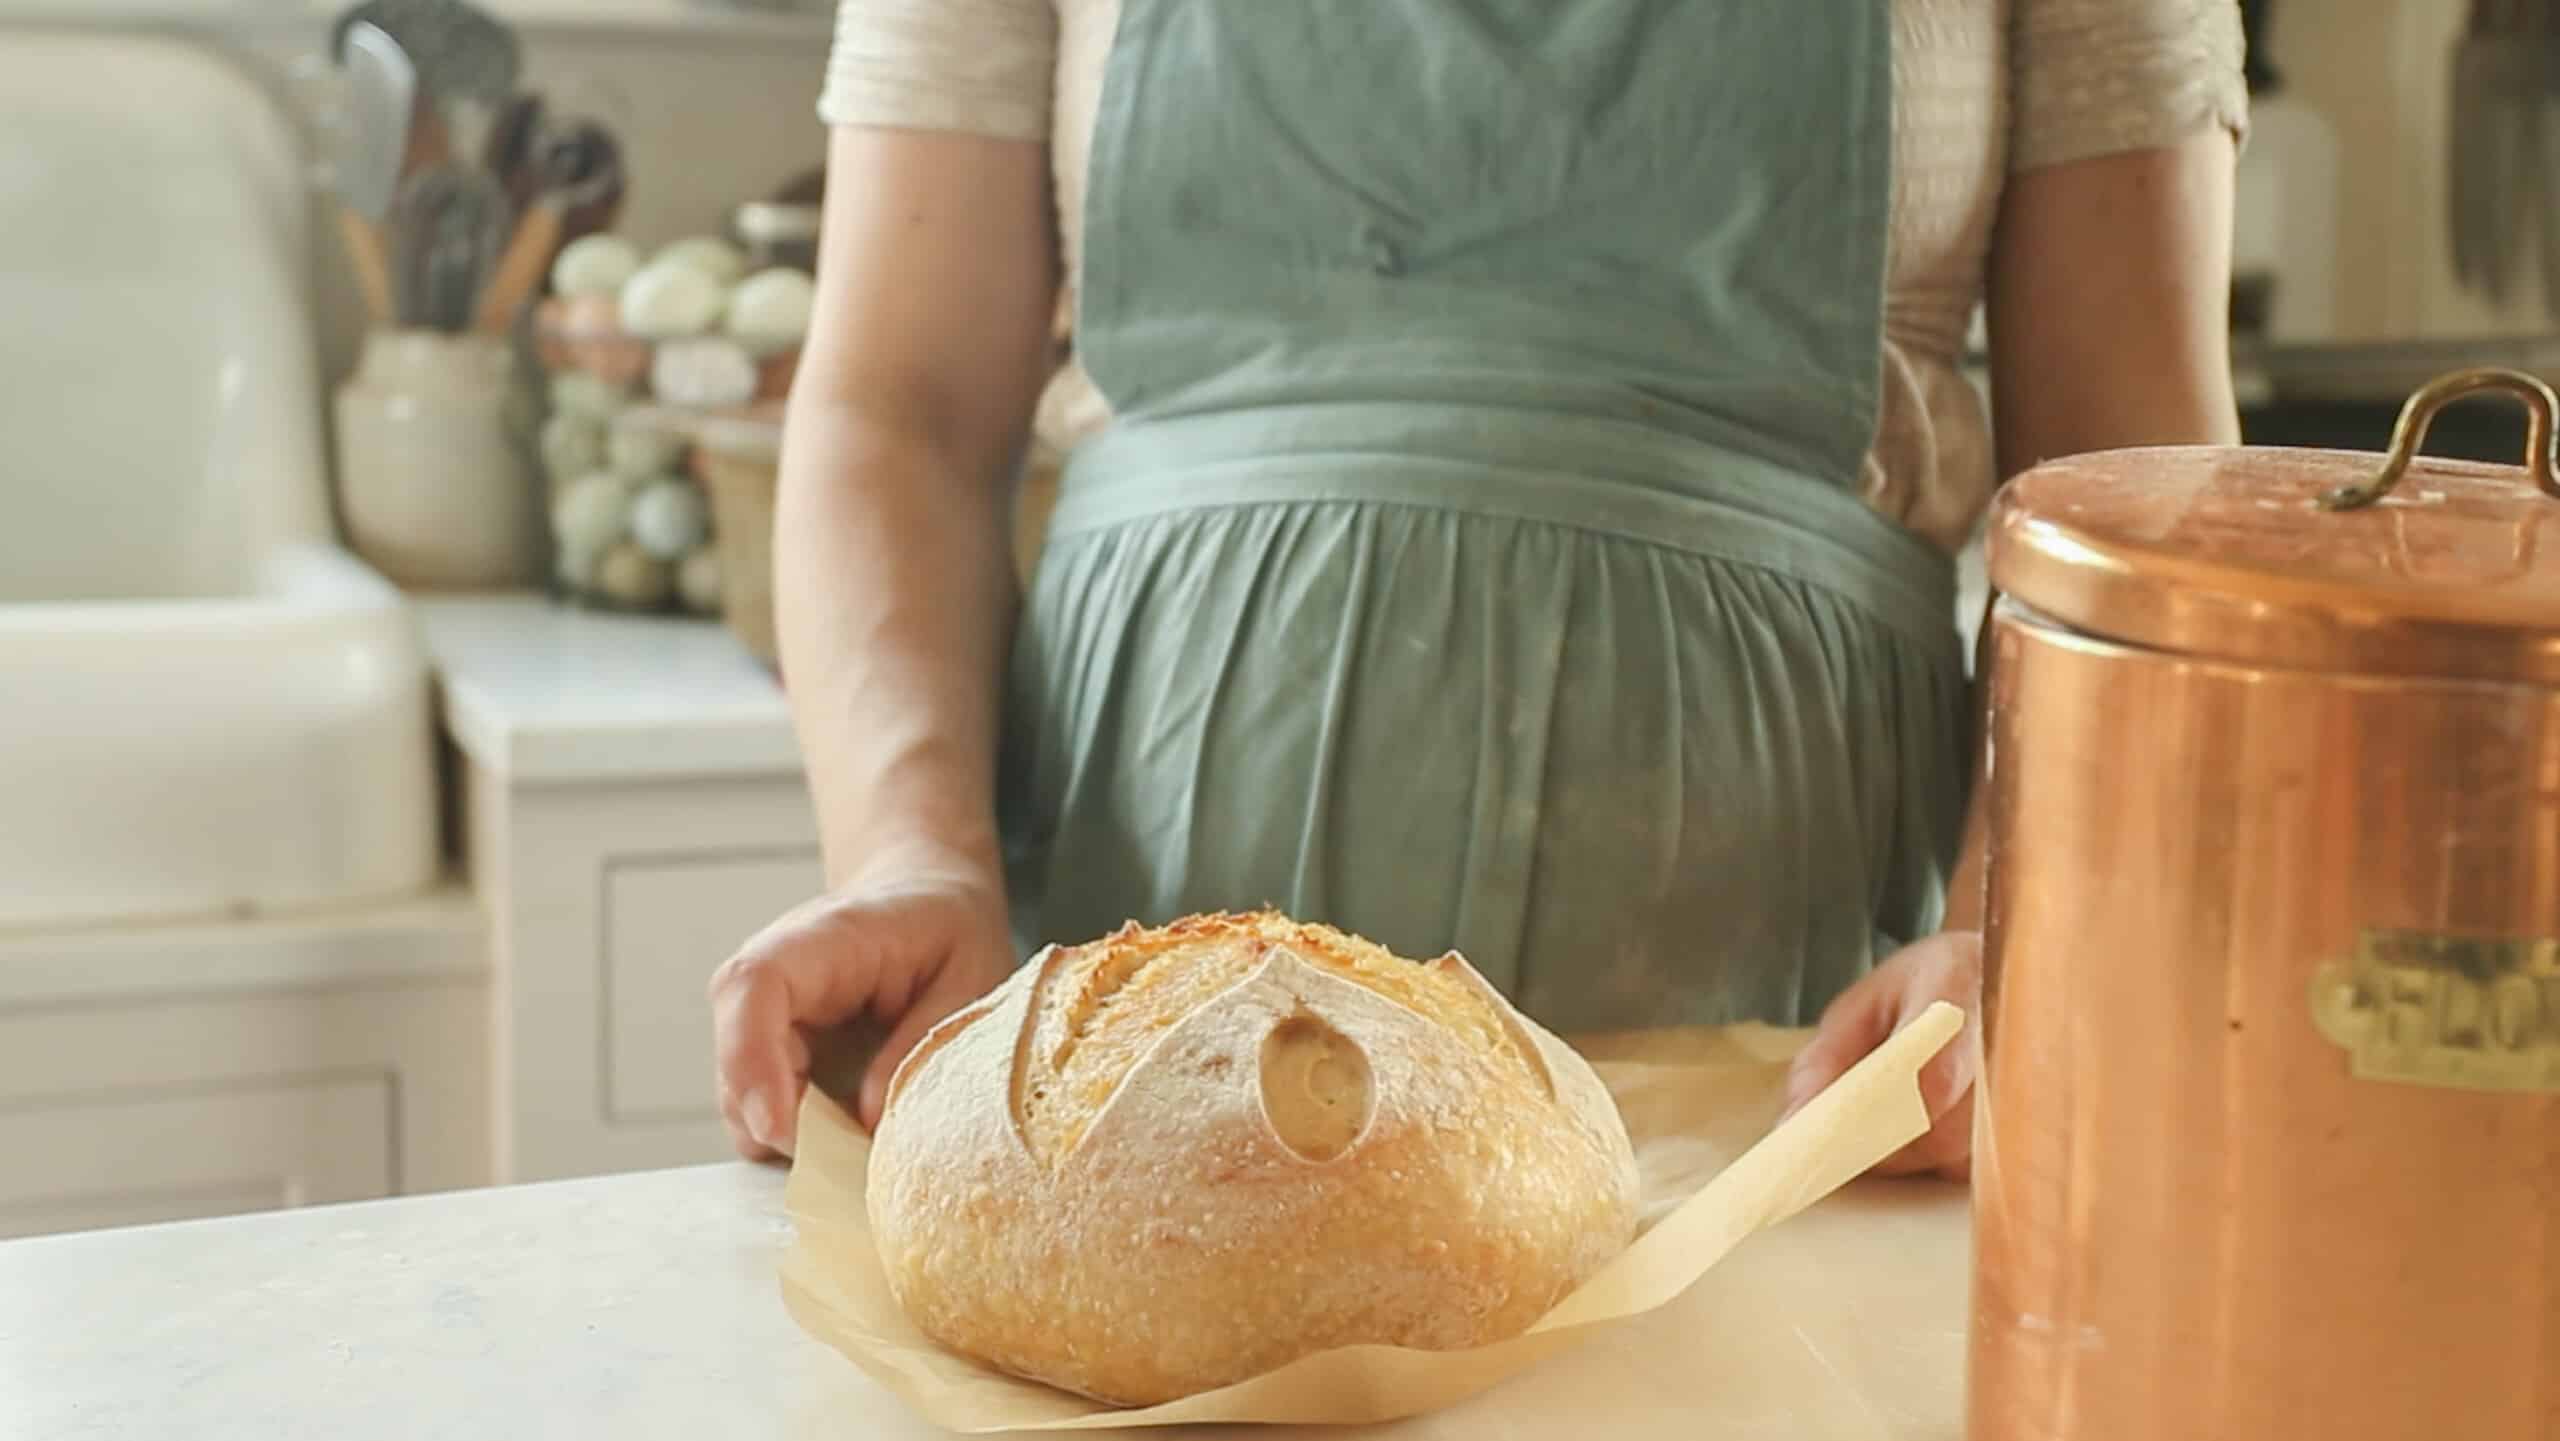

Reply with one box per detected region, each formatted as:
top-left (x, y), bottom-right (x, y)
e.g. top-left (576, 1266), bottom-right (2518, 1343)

top-left (0, 1076), bottom-right (394, 1240)
top-left (603, 849), bottom-right (822, 1122)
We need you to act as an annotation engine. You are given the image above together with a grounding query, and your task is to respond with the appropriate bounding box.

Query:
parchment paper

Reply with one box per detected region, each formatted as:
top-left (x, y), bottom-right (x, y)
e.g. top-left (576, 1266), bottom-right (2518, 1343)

top-left (779, 1001), bottom-right (1965, 1434)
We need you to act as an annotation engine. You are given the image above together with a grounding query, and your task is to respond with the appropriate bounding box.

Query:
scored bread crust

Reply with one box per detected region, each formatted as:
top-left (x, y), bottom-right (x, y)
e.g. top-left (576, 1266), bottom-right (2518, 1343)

top-left (865, 910), bottom-right (1641, 1407)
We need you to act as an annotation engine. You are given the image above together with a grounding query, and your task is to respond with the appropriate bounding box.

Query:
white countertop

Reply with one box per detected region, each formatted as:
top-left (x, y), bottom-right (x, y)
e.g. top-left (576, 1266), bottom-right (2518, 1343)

top-left (417, 594), bottom-right (801, 785)
top-left (0, 1162), bottom-right (1970, 1440)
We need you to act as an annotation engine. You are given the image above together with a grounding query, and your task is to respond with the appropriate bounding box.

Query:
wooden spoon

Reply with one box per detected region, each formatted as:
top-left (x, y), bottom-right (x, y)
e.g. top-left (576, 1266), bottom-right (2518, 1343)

top-left (471, 123), bottom-right (625, 335)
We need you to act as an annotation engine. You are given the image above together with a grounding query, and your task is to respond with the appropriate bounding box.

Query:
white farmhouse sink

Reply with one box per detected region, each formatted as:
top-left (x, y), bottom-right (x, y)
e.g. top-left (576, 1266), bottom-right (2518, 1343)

top-left (0, 28), bottom-right (436, 929)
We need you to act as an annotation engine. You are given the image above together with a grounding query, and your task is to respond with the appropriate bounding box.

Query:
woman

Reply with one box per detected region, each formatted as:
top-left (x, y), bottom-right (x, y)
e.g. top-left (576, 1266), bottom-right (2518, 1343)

top-left (710, 0), bottom-right (2246, 1176)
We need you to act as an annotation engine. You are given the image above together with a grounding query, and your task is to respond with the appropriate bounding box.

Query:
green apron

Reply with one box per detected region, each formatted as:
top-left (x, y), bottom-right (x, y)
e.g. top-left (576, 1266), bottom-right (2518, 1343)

top-left (999, 0), bottom-right (1968, 1032)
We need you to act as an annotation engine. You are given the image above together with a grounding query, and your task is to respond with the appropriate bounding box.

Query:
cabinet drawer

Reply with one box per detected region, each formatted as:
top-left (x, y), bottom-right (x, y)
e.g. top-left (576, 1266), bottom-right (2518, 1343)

top-left (602, 849), bottom-right (822, 1122)
top-left (0, 1075), bottom-right (394, 1240)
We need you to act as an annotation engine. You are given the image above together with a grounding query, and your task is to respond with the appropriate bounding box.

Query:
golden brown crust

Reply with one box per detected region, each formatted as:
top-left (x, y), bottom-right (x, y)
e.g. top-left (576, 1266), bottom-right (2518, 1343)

top-left (867, 910), bottom-right (1640, 1406)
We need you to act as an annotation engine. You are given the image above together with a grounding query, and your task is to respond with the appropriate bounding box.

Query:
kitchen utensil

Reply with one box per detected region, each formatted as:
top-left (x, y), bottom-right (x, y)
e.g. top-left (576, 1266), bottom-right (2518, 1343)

top-left (422, 198), bottom-right (482, 331)
top-left (391, 166), bottom-right (511, 331)
top-left (334, 0), bottom-right (517, 191)
top-left (2543, 6), bottom-right (2560, 320)
top-left (389, 170), bottom-right (434, 326)
top-left (470, 125), bottom-right (625, 335)
top-left (335, 21), bottom-right (412, 219)
top-left (2450, 0), bottom-right (2544, 301)
top-left (543, 119), bottom-right (627, 247)
top-left (1970, 368), bottom-right (2560, 1441)
top-left (2451, 0), bottom-right (2487, 289)
top-left (394, 89), bottom-right (454, 185)
top-left (340, 208), bottom-right (402, 329)
top-left (2480, 0), bottom-right (2530, 303)
top-left (484, 90), bottom-right (545, 213)
top-left (2240, 0), bottom-right (2277, 94)
top-left (332, 20), bottom-right (415, 325)
top-left (442, 172), bottom-right (512, 330)
top-left (2510, 0), bottom-right (2552, 307)
top-left (332, 0), bottom-right (518, 107)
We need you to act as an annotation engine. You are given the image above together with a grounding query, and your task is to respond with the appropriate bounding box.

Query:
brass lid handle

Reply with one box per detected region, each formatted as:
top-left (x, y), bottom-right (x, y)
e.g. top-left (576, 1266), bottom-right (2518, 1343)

top-left (2319, 366), bottom-right (2560, 511)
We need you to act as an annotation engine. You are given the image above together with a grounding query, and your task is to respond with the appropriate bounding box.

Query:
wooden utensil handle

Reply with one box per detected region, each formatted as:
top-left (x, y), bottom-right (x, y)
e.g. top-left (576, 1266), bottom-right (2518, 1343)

top-left (402, 93), bottom-right (452, 181)
top-left (337, 207), bottom-right (399, 327)
top-left (473, 204), bottom-right (564, 336)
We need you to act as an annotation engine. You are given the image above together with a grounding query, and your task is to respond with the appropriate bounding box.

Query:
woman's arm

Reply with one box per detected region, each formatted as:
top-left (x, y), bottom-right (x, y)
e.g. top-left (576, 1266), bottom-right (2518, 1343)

top-left (1987, 135), bottom-right (2241, 473)
top-left (779, 125), bottom-right (1059, 885)
top-left (1786, 129), bottom-right (2240, 1177)
top-left (1941, 126), bottom-right (2242, 931)
top-left (709, 125), bottom-right (1056, 1158)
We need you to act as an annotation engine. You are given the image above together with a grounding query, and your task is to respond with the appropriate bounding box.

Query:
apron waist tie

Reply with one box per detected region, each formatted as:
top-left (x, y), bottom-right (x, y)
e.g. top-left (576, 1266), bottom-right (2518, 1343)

top-left (1051, 401), bottom-right (1959, 654)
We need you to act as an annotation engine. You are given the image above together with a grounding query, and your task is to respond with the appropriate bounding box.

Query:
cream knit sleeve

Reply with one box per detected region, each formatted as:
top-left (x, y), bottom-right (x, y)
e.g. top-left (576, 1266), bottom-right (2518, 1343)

top-left (817, 0), bottom-right (1057, 142)
top-left (2010, 0), bottom-right (2249, 172)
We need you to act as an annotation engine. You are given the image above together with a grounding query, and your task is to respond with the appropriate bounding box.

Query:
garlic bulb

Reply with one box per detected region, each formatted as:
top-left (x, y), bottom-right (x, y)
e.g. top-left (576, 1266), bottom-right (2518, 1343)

top-left (549, 370), bottom-right (631, 422)
top-left (538, 412), bottom-right (608, 483)
top-left (606, 425), bottom-right (686, 481)
top-left (619, 260), bottom-right (726, 339)
top-left (723, 267), bottom-right (814, 353)
top-left (678, 546), bottom-right (724, 615)
top-left (551, 235), bottom-right (643, 299)
top-left (596, 543), bottom-right (675, 608)
top-left (628, 478), bottom-right (711, 560)
top-left (652, 236), bottom-right (749, 287)
top-left (650, 337), bottom-right (759, 410)
top-left (552, 471), bottom-right (635, 555)
top-left (557, 537), bottom-right (608, 589)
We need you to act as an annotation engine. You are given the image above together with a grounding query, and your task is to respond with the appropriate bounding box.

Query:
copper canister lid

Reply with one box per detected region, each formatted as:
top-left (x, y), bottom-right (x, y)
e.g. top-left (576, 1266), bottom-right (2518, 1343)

top-left (1988, 367), bottom-right (2560, 684)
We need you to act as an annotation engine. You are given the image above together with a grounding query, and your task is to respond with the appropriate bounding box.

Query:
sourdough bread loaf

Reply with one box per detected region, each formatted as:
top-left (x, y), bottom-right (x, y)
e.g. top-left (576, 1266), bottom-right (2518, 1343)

top-left (865, 910), bottom-right (1641, 1406)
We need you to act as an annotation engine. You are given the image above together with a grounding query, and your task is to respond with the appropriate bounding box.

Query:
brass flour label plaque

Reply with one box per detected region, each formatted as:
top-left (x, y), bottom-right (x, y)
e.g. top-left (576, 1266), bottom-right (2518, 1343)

top-left (2311, 930), bottom-right (2560, 1093)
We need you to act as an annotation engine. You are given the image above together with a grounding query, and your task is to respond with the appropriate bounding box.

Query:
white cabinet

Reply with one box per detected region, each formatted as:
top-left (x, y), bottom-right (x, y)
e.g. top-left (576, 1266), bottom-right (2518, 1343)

top-left (0, 1079), bottom-right (392, 1241)
top-left (469, 765), bottom-right (820, 1182)
top-left (0, 595), bottom-right (832, 1235)
top-left (425, 598), bottom-right (823, 1184)
top-left (603, 850), bottom-right (823, 1121)
top-left (415, 503), bottom-right (1077, 1181)
top-left (0, 893), bottom-right (490, 1241)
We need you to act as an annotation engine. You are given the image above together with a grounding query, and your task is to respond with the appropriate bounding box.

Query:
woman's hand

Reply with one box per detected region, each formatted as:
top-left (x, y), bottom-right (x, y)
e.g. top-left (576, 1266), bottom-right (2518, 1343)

top-left (708, 859), bottom-right (1013, 1161)
top-left (1779, 931), bottom-right (1982, 1181)
top-left (717, 125), bottom-right (1056, 1165)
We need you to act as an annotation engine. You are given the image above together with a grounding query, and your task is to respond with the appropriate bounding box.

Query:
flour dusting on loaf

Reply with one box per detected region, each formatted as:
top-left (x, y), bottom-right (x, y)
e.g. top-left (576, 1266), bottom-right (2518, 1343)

top-left (865, 910), bottom-right (1641, 1407)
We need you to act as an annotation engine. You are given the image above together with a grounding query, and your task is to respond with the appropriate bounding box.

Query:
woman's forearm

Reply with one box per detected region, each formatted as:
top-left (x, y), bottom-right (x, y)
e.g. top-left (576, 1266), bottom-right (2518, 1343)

top-left (775, 402), bottom-right (1020, 887)
top-left (771, 128), bottom-right (1060, 891)
top-left (1946, 130), bottom-right (2243, 936)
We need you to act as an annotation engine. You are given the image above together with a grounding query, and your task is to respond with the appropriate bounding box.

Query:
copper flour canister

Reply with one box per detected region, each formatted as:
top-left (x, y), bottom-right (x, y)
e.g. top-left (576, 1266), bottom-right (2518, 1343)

top-left (1970, 368), bottom-right (2560, 1440)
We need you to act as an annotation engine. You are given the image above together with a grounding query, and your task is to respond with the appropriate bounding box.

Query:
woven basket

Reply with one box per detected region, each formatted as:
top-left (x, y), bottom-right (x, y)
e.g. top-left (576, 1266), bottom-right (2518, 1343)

top-left (687, 409), bottom-right (783, 666)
